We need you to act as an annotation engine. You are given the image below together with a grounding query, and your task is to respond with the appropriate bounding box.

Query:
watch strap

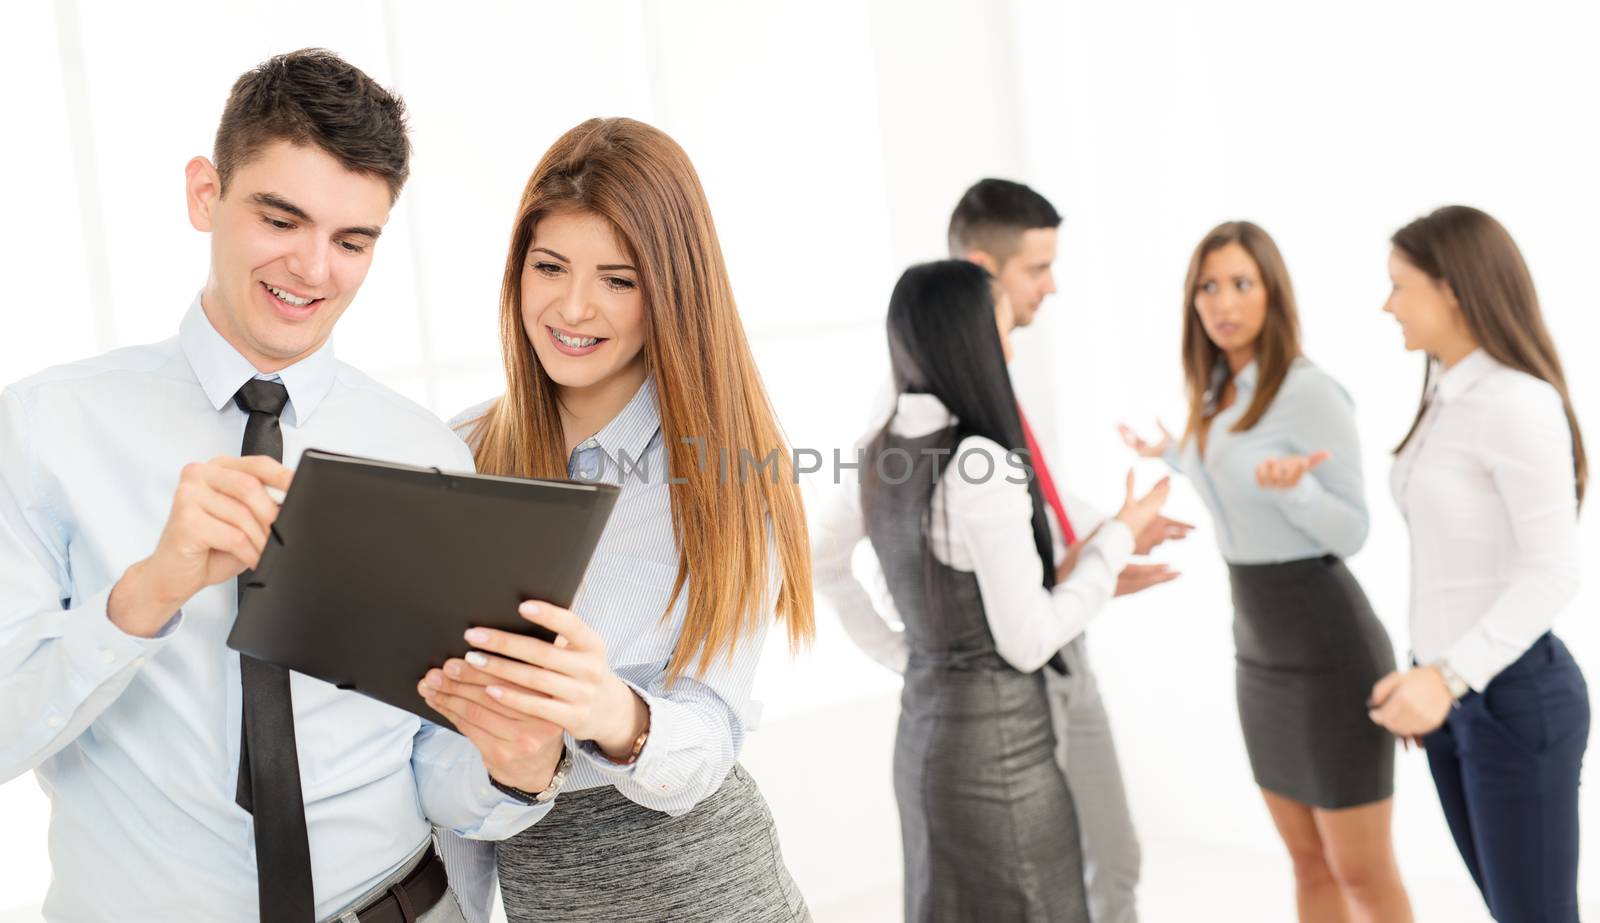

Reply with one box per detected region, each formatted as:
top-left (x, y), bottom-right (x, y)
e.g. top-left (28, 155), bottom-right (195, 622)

top-left (491, 746), bottom-right (572, 805)
top-left (1432, 660), bottom-right (1470, 701)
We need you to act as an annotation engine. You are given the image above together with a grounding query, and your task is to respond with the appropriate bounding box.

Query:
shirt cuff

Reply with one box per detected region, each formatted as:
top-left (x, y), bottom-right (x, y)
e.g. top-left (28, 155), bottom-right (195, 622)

top-left (65, 586), bottom-right (179, 687)
top-left (575, 680), bottom-right (692, 797)
top-left (1088, 519), bottom-right (1136, 567)
top-left (1438, 628), bottom-right (1518, 693)
top-left (886, 640), bottom-right (910, 675)
top-left (457, 767), bottom-right (551, 839)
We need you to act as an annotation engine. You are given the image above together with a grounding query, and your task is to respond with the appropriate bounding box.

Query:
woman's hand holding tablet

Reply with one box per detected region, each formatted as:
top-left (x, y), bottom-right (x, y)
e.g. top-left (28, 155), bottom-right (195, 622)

top-left (419, 599), bottom-right (652, 783)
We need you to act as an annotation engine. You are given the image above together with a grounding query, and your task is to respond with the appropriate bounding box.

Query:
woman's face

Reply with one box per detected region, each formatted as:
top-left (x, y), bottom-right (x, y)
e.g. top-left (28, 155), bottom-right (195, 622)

top-left (1193, 242), bottom-right (1269, 361)
top-left (1383, 247), bottom-right (1465, 356)
top-left (522, 209), bottom-right (648, 393)
top-left (995, 287), bottom-right (1017, 364)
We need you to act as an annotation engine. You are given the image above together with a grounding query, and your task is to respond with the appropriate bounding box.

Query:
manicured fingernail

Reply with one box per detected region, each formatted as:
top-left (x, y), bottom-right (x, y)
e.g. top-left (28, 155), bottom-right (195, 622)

top-left (466, 651), bottom-right (488, 668)
top-left (520, 601), bottom-right (541, 616)
top-left (445, 661), bottom-right (462, 678)
top-left (465, 628), bottom-right (489, 644)
top-left (427, 672), bottom-right (444, 689)
top-left (487, 686), bottom-right (505, 700)
top-left (417, 681), bottom-right (430, 696)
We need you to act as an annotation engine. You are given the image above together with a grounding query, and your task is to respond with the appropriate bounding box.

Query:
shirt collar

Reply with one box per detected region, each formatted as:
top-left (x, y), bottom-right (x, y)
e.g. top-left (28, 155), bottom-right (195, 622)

top-left (1233, 359), bottom-right (1259, 393)
top-left (578, 375), bottom-right (662, 464)
top-left (179, 292), bottom-right (338, 426)
top-left (1435, 349), bottom-right (1497, 404)
top-left (889, 392), bottom-right (956, 437)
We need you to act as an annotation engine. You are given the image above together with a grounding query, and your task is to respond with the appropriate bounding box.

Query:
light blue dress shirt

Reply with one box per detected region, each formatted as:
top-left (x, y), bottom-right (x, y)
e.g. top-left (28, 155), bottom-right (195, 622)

top-left (439, 376), bottom-right (774, 923)
top-left (1164, 357), bottom-right (1370, 564)
top-left (0, 297), bottom-right (545, 921)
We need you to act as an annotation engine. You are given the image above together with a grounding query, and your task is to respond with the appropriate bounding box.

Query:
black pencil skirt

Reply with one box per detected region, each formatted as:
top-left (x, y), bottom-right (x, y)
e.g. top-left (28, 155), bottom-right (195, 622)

top-left (1228, 555), bottom-right (1397, 809)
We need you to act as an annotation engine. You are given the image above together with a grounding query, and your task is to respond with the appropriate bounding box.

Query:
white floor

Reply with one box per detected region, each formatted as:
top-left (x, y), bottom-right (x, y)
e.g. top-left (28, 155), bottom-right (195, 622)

top-left (808, 835), bottom-right (1600, 922)
top-left (5, 687), bottom-right (1595, 922)
top-left (7, 837), bottom-right (1587, 923)
top-left (745, 689), bottom-right (1599, 923)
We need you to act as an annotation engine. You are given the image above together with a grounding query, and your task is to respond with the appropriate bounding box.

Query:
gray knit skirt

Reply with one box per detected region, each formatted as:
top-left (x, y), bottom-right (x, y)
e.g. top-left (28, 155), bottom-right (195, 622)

top-left (1229, 555), bottom-right (1397, 809)
top-left (496, 764), bottom-right (810, 922)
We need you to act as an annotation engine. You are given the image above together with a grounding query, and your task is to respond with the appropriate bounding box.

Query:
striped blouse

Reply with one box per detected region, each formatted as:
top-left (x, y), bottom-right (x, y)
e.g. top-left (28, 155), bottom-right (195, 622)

top-left (438, 375), bottom-right (773, 923)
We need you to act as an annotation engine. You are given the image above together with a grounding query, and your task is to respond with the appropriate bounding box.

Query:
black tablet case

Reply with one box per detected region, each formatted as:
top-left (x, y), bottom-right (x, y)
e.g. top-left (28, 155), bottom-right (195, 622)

top-left (227, 448), bottom-right (620, 725)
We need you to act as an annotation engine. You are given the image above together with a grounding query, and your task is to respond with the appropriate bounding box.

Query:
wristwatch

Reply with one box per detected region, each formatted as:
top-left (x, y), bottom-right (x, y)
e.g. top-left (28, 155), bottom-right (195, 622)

top-left (491, 746), bottom-right (573, 805)
top-left (1431, 660), bottom-right (1470, 702)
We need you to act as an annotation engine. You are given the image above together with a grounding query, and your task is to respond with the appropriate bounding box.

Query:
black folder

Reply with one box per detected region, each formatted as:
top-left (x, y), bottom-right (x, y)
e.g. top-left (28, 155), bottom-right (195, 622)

top-left (227, 448), bottom-right (620, 725)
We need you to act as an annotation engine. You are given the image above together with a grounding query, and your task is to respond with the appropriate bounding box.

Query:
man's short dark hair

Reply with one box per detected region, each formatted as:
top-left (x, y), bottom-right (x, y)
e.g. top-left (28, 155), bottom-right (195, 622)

top-left (947, 178), bottom-right (1062, 263)
top-left (214, 48), bottom-right (410, 202)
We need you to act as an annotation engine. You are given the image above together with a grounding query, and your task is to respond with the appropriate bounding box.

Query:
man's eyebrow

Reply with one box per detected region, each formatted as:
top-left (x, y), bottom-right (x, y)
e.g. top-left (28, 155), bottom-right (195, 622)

top-left (251, 192), bottom-right (381, 239)
top-left (251, 192), bottom-right (310, 222)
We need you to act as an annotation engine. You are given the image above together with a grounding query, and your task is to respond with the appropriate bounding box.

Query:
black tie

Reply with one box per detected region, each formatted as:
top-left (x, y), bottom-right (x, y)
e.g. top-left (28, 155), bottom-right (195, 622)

top-left (233, 379), bottom-right (315, 922)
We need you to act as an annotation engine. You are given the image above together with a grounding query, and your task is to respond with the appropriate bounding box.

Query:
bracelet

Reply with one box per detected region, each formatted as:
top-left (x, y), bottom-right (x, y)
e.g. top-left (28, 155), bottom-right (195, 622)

top-left (603, 723), bottom-right (650, 767)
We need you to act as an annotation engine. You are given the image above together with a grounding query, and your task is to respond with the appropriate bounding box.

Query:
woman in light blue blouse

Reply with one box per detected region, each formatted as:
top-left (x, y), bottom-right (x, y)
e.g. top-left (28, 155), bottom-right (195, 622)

top-left (422, 118), bottom-right (815, 922)
top-left (1120, 222), bottom-right (1413, 921)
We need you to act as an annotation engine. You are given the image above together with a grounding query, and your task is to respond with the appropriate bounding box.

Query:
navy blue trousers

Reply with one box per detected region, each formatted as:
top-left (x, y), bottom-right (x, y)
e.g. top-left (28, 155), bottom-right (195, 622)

top-left (1423, 633), bottom-right (1590, 922)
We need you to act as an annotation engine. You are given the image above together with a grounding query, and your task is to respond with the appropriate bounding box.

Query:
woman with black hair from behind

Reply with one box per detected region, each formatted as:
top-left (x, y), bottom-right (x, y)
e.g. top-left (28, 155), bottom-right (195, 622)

top-left (815, 260), bottom-right (1169, 921)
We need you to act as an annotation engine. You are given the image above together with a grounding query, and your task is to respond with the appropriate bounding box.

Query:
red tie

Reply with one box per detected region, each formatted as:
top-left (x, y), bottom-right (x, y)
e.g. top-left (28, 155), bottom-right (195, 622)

top-left (1017, 405), bottom-right (1077, 548)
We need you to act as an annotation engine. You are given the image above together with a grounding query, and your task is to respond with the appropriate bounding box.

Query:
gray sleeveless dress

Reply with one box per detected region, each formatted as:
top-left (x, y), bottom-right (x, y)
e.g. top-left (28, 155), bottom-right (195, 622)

top-left (864, 429), bottom-right (1091, 923)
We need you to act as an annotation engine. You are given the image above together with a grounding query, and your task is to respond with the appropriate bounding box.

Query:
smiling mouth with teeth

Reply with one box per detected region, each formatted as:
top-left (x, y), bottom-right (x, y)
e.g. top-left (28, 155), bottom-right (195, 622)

top-left (551, 327), bottom-right (603, 349)
top-left (262, 282), bottom-right (320, 309)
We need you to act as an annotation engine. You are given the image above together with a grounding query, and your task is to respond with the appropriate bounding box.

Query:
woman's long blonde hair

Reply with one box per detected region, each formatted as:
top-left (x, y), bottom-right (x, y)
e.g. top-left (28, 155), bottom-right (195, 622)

top-left (470, 118), bottom-right (814, 680)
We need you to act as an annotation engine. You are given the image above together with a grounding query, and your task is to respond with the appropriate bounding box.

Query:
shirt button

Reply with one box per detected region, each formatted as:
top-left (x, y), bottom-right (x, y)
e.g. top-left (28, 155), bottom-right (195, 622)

top-left (99, 649), bottom-right (116, 664)
top-left (47, 715), bottom-right (63, 728)
top-left (132, 657), bottom-right (146, 668)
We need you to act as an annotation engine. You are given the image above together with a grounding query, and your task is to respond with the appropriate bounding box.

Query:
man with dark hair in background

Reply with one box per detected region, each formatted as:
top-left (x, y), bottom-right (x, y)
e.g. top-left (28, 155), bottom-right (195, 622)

top-left (945, 178), bottom-right (1192, 923)
top-left (0, 49), bottom-right (564, 922)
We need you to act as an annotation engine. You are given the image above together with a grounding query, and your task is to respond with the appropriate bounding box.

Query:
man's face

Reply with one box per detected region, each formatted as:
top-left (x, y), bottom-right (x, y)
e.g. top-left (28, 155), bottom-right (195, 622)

top-left (992, 227), bottom-right (1058, 328)
top-left (188, 140), bottom-right (392, 372)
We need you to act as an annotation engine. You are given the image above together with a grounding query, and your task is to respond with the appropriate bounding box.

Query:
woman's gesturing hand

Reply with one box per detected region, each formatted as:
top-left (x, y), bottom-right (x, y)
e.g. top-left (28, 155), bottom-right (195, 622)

top-left (1254, 450), bottom-right (1331, 491)
top-left (1117, 421), bottom-right (1174, 460)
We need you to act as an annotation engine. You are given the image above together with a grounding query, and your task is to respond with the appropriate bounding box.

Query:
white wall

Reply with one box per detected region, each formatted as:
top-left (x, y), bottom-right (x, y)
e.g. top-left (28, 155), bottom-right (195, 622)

top-left (1012, 0), bottom-right (1600, 905)
top-left (3, 1), bottom-right (1597, 919)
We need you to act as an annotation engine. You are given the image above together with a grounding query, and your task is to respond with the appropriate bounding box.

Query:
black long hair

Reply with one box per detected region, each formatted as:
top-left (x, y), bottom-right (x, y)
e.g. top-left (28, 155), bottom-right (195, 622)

top-left (863, 260), bottom-right (1056, 590)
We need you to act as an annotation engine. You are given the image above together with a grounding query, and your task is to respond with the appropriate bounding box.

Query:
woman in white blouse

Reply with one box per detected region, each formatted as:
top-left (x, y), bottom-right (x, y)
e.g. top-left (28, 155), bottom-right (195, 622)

top-left (1371, 205), bottom-right (1589, 921)
top-left (814, 260), bottom-right (1169, 921)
